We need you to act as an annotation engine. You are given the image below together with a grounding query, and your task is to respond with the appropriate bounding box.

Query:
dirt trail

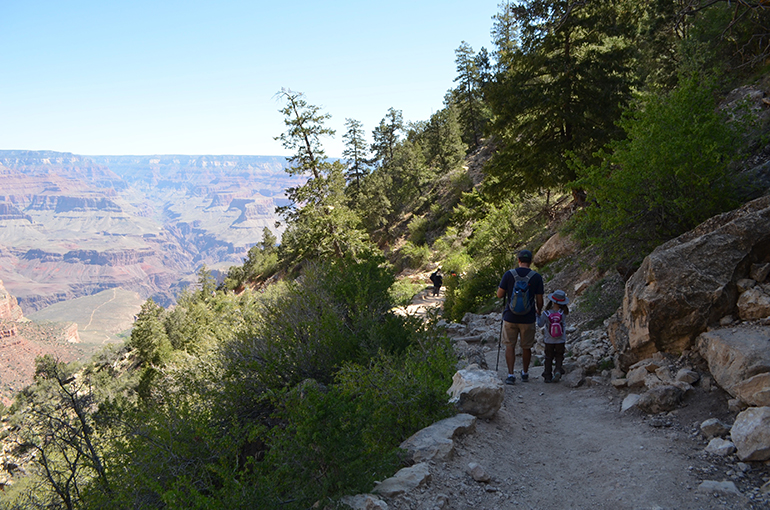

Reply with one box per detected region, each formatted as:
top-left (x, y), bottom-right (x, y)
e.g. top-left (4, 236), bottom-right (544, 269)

top-left (386, 291), bottom-right (769, 510)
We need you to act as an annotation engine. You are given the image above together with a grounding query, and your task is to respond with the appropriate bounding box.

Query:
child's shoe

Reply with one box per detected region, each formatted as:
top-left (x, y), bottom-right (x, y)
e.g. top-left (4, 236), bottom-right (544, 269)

top-left (552, 372), bottom-right (561, 383)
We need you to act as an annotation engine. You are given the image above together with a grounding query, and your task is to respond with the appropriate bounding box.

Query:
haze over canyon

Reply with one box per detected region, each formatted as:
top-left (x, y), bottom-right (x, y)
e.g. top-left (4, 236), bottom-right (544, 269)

top-left (0, 150), bottom-right (300, 313)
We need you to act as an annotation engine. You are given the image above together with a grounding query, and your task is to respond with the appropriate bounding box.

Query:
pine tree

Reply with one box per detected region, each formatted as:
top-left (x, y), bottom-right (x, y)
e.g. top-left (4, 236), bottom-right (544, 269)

top-left (453, 41), bottom-right (485, 149)
top-left (274, 89), bottom-right (370, 262)
top-left (484, 0), bottom-right (636, 199)
top-left (342, 118), bottom-right (370, 198)
top-left (370, 108), bottom-right (404, 168)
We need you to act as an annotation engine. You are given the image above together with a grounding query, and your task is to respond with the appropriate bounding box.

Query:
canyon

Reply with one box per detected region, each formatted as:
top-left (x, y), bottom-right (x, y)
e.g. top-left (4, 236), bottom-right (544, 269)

top-left (0, 150), bottom-right (300, 313)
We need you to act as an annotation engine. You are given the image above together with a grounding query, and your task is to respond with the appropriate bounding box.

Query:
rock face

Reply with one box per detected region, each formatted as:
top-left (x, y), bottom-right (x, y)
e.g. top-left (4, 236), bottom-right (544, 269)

top-left (608, 194), bottom-right (770, 369)
top-left (0, 281), bottom-right (24, 322)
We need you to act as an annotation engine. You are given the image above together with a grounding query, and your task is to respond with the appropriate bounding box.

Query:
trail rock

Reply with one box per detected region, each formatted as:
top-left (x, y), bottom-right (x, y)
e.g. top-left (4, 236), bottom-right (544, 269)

top-left (697, 480), bottom-right (742, 496)
top-left (626, 367), bottom-right (648, 388)
top-left (705, 438), bottom-right (736, 456)
top-left (696, 327), bottom-right (770, 404)
top-left (562, 367), bottom-right (585, 388)
top-left (731, 406), bottom-right (770, 461)
top-left (372, 463), bottom-right (431, 498)
top-left (467, 462), bottom-right (491, 483)
top-left (732, 372), bottom-right (770, 407)
top-left (635, 385), bottom-right (683, 414)
top-left (750, 262), bottom-right (770, 282)
top-left (341, 494), bottom-right (389, 509)
top-left (737, 279), bottom-right (757, 293)
top-left (621, 393), bottom-right (641, 412)
top-left (447, 367), bottom-right (504, 419)
top-left (700, 418), bottom-right (731, 438)
top-left (737, 286), bottom-right (770, 320)
top-left (675, 368), bottom-right (700, 385)
top-left (607, 194), bottom-right (770, 369)
top-left (400, 414), bottom-right (476, 463)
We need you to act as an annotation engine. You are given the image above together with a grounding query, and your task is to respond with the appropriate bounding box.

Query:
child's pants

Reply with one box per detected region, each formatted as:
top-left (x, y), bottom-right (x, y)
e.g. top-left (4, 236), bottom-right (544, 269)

top-left (544, 343), bottom-right (565, 380)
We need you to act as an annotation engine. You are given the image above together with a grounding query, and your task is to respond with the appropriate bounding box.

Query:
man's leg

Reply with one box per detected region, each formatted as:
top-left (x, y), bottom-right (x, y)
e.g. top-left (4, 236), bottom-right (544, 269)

top-left (520, 322), bottom-right (536, 380)
top-left (503, 321), bottom-right (519, 383)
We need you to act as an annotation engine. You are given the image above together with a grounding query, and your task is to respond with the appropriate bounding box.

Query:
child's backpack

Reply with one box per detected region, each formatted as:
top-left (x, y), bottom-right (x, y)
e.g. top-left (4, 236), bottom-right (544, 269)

top-left (507, 270), bottom-right (534, 315)
top-left (545, 310), bottom-right (564, 338)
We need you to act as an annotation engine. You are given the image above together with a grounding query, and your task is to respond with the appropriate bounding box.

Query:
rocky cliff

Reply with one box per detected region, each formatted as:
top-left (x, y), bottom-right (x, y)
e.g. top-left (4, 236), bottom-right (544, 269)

top-left (0, 280), bottom-right (24, 322)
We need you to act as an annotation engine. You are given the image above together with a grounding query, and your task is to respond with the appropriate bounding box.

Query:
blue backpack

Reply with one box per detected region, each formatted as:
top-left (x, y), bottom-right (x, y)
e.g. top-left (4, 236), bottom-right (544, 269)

top-left (507, 270), bottom-right (534, 315)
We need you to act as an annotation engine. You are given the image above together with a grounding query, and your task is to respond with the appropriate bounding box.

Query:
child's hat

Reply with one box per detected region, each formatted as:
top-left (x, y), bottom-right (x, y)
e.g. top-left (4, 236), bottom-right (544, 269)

top-left (547, 289), bottom-right (569, 305)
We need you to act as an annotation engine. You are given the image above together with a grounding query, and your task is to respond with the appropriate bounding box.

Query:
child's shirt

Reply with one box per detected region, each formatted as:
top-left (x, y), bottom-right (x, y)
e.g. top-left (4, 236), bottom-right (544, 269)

top-left (538, 309), bottom-right (567, 344)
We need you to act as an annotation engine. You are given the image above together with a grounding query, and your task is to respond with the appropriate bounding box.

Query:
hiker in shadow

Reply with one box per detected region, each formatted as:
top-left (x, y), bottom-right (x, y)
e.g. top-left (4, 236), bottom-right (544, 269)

top-left (429, 269), bottom-right (443, 297)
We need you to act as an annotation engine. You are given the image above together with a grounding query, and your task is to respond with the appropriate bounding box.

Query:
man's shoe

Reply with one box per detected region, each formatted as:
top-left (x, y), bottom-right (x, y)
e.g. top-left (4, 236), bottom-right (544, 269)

top-left (543, 377), bottom-right (552, 383)
top-left (552, 372), bottom-right (561, 382)
top-left (521, 372), bottom-right (529, 382)
top-left (505, 375), bottom-right (516, 385)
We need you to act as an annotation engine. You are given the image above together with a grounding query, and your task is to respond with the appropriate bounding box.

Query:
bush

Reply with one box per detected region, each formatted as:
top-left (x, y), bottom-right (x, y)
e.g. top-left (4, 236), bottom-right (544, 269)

top-left (571, 74), bottom-right (757, 269)
top-left (442, 253), bottom-right (517, 323)
top-left (400, 241), bottom-right (432, 269)
top-left (258, 340), bottom-right (456, 508)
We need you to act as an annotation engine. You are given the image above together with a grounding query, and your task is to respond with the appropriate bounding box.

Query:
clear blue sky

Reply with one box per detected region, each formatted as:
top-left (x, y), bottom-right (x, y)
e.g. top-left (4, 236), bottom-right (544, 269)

top-left (0, 1), bottom-right (500, 158)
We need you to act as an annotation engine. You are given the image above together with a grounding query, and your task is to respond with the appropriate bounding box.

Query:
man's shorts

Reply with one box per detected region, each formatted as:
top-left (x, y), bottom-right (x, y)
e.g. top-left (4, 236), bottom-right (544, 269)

top-left (502, 321), bottom-right (536, 350)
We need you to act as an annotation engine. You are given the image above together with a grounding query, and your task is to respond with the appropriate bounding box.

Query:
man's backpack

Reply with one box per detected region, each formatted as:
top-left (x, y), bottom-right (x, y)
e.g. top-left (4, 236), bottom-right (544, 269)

top-left (544, 310), bottom-right (564, 338)
top-left (507, 270), bottom-right (534, 315)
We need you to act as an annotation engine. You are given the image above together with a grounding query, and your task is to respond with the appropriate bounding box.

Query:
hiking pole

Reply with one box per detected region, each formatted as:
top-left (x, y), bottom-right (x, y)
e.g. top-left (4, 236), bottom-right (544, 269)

top-left (495, 297), bottom-right (504, 372)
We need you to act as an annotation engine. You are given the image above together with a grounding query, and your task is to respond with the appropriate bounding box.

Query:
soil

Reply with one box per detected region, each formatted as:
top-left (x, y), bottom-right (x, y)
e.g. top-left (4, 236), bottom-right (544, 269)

top-left (381, 289), bottom-right (770, 510)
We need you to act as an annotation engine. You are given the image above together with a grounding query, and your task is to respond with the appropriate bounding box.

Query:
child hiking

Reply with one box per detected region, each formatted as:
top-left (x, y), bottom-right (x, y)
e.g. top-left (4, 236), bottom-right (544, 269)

top-left (538, 289), bottom-right (569, 383)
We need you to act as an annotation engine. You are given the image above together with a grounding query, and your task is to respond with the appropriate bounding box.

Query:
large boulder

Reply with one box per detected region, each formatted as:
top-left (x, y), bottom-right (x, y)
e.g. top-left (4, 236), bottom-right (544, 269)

top-left (533, 232), bottom-right (579, 267)
top-left (696, 327), bottom-right (770, 405)
top-left (608, 195), bottom-right (770, 369)
top-left (731, 406), bottom-right (770, 461)
top-left (447, 366), bottom-right (504, 419)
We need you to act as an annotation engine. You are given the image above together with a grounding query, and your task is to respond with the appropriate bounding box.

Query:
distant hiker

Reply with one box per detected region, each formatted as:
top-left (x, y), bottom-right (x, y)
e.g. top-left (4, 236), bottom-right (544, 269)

top-left (430, 269), bottom-right (443, 296)
top-left (497, 249), bottom-right (544, 384)
top-left (538, 289), bottom-right (569, 383)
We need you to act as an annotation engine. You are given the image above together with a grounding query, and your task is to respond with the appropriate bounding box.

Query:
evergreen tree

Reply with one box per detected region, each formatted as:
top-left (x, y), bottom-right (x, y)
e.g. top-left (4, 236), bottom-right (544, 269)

top-left (371, 108), bottom-right (404, 168)
top-left (491, 0), bottom-right (520, 71)
top-left (484, 0), bottom-right (636, 200)
top-left (426, 105), bottom-right (466, 175)
top-left (275, 89), bottom-right (370, 263)
top-left (342, 118), bottom-right (370, 199)
top-left (453, 41), bottom-right (485, 149)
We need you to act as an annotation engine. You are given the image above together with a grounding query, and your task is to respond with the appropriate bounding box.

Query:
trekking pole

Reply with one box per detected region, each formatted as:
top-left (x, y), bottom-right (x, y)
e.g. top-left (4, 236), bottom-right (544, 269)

top-left (495, 297), bottom-right (504, 372)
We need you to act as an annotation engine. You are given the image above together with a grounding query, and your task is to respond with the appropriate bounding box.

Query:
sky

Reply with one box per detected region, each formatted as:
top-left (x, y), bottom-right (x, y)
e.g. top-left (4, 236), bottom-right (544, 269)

top-left (0, 1), bottom-right (500, 158)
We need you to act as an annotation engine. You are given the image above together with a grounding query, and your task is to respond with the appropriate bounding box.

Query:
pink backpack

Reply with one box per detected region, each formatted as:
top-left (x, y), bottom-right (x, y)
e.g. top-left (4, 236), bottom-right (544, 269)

top-left (545, 310), bottom-right (564, 338)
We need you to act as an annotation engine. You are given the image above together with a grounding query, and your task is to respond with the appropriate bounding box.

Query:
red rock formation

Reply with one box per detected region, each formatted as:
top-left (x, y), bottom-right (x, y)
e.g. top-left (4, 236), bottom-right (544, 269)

top-left (0, 281), bottom-right (24, 322)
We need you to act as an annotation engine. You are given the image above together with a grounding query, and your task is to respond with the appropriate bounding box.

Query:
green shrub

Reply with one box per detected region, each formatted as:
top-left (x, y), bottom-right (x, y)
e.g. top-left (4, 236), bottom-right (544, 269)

top-left (257, 340), bottom-right (456, 508)
top-left (400, 241), bottom-right (432, 269)
top-left (571, 74), bottom-right (757, 269)
top-left (407, 215), bottom-right (429, 245)
top-left (389, 278), bottom-right (425, 307)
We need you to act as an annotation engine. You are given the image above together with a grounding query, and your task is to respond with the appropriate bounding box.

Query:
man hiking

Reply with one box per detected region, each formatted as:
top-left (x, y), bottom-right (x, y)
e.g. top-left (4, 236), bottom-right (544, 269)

top-left (429, 269), bottom-right (443, 297)
top-left (497, 249), bottom-right (544, 384)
